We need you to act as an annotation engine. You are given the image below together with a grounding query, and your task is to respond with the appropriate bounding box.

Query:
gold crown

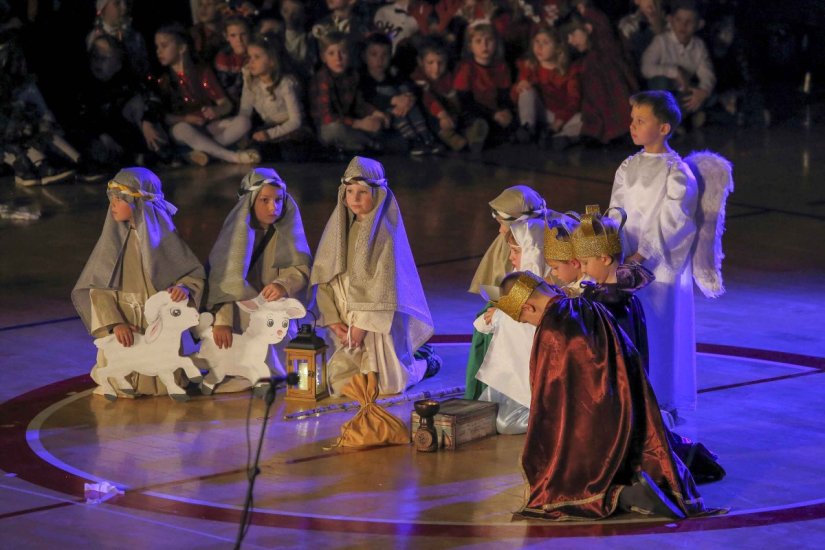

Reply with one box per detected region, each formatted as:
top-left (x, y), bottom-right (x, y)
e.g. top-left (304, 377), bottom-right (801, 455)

top-left (493, 271), bottom-right (543, 321)
top-left (570, 205), bottom-right (625, 258)
top-left (543, 215), bottom-right (580, 261)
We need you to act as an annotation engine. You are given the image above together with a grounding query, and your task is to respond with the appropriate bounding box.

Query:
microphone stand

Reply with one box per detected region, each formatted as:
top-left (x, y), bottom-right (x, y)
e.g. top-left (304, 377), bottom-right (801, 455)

top-left (234, 380), bottom-right (281, 549)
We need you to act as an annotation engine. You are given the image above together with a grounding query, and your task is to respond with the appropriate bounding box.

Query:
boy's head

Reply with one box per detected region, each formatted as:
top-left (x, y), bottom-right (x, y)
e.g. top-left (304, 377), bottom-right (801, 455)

top-left (571, 205), bottom-right (625, 284)
top-left (196, 0), bottom-right (219, 25)
top-left (465, 21), bottom-right (498, 65)
top-left (254, 184), bottom-right (286, 226)
top-left (90, 35), bottom-right (124, 82)
top-left (417, 39), bottom-right (449, 81)
top-left (496, 271), bottom-right (560, 326)
top-left (668, 0), bottom-right (702, 46)
top-left (326, 0), bottom-right (353, 13)
top-left (544, 218), bottom-right (582, 285)
top-left (363, 33), bottom-right (392, 77)
top-left (280, 0), bottom-right (306, 29)
top-left (319, 31), bottom-right (350, 74)
top-left (560, 12), bottom-right (591, 53)
top-left (629, 90), bottom-right (681, 145)
top-left (341, 156), bottom-right (386, 219)
top-left (224, 15), bottom-right (251, 56)
top-left (97, 0), bottom-right (126, 26)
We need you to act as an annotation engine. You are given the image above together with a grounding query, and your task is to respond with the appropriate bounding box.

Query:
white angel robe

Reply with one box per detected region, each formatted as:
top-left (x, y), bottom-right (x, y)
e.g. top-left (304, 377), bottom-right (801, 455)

top-left (610, 150), bottom-right (699, 411)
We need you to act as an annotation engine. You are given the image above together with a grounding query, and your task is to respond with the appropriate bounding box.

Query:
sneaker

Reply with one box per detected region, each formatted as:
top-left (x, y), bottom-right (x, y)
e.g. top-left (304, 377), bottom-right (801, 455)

top-left (466, 119), bottom-right (489, 155)
top-left (39, 164), bottom-right (76, 185)
top-left (409, 140), bottom-right (427, 156)
top-left (12, 156), bottom-right (39, 186)
top-left (438, 128), bottom-right (467, 151)
top-left (237, 149), bottom-right (261, 164)
top-left (187, 150), bottom-right (209, 166)
top-left (414, 344), bottom-right (442, 380)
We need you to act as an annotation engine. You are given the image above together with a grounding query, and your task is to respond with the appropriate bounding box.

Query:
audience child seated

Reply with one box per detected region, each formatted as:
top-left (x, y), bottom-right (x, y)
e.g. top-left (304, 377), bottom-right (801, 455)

top-left (151, 24), bottom-right (260, 166)
top-left (310, 31), bottom-right (389, 153)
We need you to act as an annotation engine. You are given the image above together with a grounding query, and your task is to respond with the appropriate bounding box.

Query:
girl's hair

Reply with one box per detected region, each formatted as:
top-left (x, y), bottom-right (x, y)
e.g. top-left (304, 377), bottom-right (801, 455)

top-left (223, 14), bottom-right (251, 34)
top-left (462, 21), bottom-right (502, 60)
top-left (528, 26), bottom-right (568, 75)
top-left (156, 23), bottom-right (192, 50)
top-left (246, 34), bottom-right (290, 93)
top-left (558, 12), bottom-right (589, 45)
top-left (506, 230), bottom-right (519, 247)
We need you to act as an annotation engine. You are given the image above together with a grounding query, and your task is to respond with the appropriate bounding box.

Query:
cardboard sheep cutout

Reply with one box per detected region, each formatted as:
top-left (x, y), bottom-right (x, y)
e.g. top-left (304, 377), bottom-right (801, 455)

top-left (196, 295), bottom-right (307, 396)
top-left (93, 292), bottom-right (203, 402)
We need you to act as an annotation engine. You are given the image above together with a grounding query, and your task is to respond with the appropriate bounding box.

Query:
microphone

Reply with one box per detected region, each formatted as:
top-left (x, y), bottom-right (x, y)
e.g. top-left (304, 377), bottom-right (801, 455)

top-left (256, 372), bottom-right (300, 387)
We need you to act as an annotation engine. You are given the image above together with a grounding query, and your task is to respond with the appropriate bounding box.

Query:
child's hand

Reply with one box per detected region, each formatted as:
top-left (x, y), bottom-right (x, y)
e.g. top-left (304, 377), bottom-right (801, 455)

top-left (261, 283), bottom-right (286, 301)
top-left (493, 109), bottom-right (513, 128)
top-left (354, 115), bottom-right (382, 133)
top-left (348, 326), bottom-right (367, 349)
top-left (682, 87), bottom-right (709, 113)
top-left (113, 323), bottom-right (138, 347)
top-left (390, 93), bottom-right (414, 117)
top-left (551, 117), bottom-right (564, 132)
top-left (201, 106), bottom-right (218, 121)
top-left (329, 323), bottom-right (349, 344)
top-left (141, 121), bottom-right (166, 152)
top-left (167, 285), bottom-right (190, 302)
top-left (438, 112), bottom-right (455, 131)
top-left (252, 130), bottom-right (269, 142)
top-left (212, 325), bottom-right (233, 349)
top-left (482, 307), bottom-right (496, 324)
top-left (514, 80), bottom-right (532, 96)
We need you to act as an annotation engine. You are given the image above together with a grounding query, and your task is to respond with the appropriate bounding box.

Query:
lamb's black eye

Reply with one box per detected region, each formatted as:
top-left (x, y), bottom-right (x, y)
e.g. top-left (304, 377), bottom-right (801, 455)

top-left (267, 319), bottom-right (274, 327)
top-left (282, 320), bottom-right (288, 328)
top-left (171, 309), bottom-right (181, 317)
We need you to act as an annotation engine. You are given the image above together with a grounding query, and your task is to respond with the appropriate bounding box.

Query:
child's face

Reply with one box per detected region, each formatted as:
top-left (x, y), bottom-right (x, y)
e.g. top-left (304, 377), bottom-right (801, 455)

top-left (532, 32), bottom-right (557, 64)
top-left (579, 255), bottom-right (611, 284)
top-left (109, 196), bottom-right (134, 222)
top-left (670, 9), bottom-right (699, 45)
top-left (364, 43), bottom-right (391, 76)
top-left (420, 51), bottom-right (447, 81)
top-left (225, 24), bottom-right (250, 56)
top-left (326, 0), bottom-right (351, 12)
top-left (254, 184), bottom-right (285, 226)
top-left (90, 39), bottom-right (122, 81)
top-left (247, 45), bottom-right (274, 78)
top-left (281, 0), bottom-right (304, 27)
top-left (470, 32), bottom-right (495, 65)
top-left (629, 103), bottom-right (668, 148)
top-left (197, 0), bottom-right (218, 24)
top-left (546, 259), bottom-right (581, 285)
top-left (345, 184), bottom-right (375, 218)
top-left (100, 0), bottom-right (126, 26)
top-left (322, 42), bottom-right (349, 74)
top-left (155, 33), bottom-right (184, 67)
top-left (636, 0), bottom-right (658, 19)
top-left (507, 244), bottom-right (523, 270)
top-left (567, 28), bottom-right (590, 53)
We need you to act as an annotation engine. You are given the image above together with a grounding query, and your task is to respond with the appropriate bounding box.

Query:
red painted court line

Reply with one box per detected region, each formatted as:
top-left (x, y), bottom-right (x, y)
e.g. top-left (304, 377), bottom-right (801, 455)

top-left (3, 348), bottom-right (825, 537)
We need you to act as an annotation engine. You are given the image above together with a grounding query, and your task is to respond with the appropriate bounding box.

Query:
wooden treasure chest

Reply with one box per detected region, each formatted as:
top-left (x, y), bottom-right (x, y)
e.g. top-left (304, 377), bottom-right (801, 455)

top-left (410, 398), bottom-right (498, 450)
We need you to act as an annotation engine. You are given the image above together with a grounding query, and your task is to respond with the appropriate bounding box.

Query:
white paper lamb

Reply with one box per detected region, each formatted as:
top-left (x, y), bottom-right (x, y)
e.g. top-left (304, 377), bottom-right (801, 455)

top-left (93, 292), bottom-right (203, 402)
top-left (195, 296), bottom-right (307, 396)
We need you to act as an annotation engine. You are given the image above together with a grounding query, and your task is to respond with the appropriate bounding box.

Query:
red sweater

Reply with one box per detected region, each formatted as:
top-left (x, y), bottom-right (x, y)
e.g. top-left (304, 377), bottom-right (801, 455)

top-left (512, 60), bottom-right (582, 124)
top-left (453, 59), bottom-right (511, 113)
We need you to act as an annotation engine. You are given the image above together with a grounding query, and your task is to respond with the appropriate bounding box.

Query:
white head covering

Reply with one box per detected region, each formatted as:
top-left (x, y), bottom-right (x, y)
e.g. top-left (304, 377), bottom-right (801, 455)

top-left (206, 168), bottom-right (312, 308)
top-left (72, 167), bottom-right (205, 332)
top-left (509, 218), bottom-right (548, 277)
top-left (310, 157), bottom-right (433, 349)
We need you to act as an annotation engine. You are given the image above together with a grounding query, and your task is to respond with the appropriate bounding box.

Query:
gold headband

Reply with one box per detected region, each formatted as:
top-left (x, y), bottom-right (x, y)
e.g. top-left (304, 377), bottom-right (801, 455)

top-left (107, 181), bottom-right (147, 198)
top-left (570, 205), bottom-right (625, 258)
top-left (493, 272), bottom-right (543, 321)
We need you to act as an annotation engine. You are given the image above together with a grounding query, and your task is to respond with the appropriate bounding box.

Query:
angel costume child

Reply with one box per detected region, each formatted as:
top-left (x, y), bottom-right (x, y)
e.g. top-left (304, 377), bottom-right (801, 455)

top-left (473, 217), bottom-right (547, 434)
top-left (465, 184), bottom-right (549, 400)
top-left (72, 167), bottom-right (205, 397)
top-left (311, 157), bottom-right (436, 396)
top-left (204, 168), bottom-right (312, 392)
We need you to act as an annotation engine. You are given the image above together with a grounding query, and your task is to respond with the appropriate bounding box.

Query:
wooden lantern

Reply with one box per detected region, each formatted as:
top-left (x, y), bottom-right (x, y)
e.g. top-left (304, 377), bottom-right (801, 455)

top-left (284, 325), bottom-right (328, 402)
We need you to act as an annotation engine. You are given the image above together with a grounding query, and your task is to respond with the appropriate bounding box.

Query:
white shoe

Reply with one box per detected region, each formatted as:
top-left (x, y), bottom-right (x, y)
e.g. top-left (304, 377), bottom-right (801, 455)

top-left (237, 149), bottom-right (261, 164)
